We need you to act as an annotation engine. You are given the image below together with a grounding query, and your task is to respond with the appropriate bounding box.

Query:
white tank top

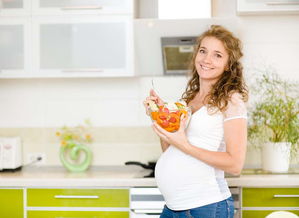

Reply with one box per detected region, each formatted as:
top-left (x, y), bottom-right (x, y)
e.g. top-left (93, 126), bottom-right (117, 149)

top-left (155, 93), bottom-right (247, 210)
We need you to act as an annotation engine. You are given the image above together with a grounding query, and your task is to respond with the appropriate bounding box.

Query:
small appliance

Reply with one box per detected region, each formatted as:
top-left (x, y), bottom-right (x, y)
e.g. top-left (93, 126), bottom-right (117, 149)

top-left (0, 137), bottom-right (22, 171)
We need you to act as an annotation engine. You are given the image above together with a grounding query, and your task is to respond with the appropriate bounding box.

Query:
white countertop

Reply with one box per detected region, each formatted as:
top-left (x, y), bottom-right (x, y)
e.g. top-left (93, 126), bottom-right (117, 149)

top-left (0, 166), bottom-right (299, 188)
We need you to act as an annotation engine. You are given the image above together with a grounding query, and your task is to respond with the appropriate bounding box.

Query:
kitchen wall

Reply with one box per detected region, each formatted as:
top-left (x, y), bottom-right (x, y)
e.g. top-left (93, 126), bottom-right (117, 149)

top-left (0, 0), bottom-right (298, 167)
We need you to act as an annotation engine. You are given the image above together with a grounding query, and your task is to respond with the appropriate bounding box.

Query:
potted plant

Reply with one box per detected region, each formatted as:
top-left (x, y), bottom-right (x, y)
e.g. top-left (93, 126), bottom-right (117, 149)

top-left (56, 119), bottom-right (93, 172)
top-left (248, 70), bottom-right (299, 173)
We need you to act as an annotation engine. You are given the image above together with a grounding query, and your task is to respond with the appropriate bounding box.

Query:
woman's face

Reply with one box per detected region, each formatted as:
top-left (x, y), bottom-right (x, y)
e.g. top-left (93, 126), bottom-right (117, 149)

top-left (195, 36), bottom-right (229, 82)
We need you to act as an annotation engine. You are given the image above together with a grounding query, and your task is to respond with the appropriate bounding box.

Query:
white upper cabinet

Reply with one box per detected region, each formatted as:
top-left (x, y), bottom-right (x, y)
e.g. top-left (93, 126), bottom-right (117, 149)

top-left (0, 0), bottom-right (135, 78)
top-left (237, 0), bottom-right (299, 15)
top-left (32, 16), bottom-right (133, 77)
top-left (0, 0), bottom-right (31, 16)
top-left (0, 18), bottom-right (31, 77)
top-left (32, 0), bottom-right (134, 15)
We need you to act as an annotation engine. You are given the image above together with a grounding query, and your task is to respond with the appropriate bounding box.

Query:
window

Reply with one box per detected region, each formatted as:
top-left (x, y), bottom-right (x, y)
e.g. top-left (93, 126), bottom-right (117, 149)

top-left (158, 0), bottom-right (211, 19)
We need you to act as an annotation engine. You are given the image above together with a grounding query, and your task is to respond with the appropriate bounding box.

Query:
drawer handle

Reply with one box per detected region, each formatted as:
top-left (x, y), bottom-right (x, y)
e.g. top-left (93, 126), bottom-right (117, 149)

top-left (54, 195), bottom-right (99, 199)
top-left (266, 1), bottom-right (299, 5)
top-left (273, 194), bottom-right (299, 198)
top-left (61, 6), bottom-right (103, 10)
top-left (61, 69), bottom-right (103, 73)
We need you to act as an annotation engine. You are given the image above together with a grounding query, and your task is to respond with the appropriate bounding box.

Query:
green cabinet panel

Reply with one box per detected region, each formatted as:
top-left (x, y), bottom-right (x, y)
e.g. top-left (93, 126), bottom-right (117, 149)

top-left (243, 210), bottom-right (299, 218)
top-left (243, 188), bottom-right (299, 207)
top-left (0, 189), bottom-right (23, 218)
top-left (28, 211), bottom-right (129, 218)
top-left (27, 189), bottom-right (129, 207)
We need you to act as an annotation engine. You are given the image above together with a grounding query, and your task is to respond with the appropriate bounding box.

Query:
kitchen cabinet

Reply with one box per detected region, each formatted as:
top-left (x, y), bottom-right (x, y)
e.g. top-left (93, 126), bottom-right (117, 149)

top-left (242, 187), bottom-right (299, 218)
top-left (31, 0), bottom-right (134, 15)
top-left (0, 0), bottom-right (134, 78)
top-left (0, 188), bottom-right (24, 218)
top-left (27, 188), bottom-right (130, 218)
top-left (237, 0), bottom-right (299, 15)
top-left (0, 0), bottom-right (31, 16)
top-left (0, 17), bottom-right (31, 77)
top-left (32, 16), bottom-right (133, 77)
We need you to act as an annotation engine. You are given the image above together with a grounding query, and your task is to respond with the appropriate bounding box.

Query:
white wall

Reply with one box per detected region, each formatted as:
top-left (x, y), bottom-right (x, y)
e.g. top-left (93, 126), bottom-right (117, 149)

top-left (0, 0), bottom-right (298, 166)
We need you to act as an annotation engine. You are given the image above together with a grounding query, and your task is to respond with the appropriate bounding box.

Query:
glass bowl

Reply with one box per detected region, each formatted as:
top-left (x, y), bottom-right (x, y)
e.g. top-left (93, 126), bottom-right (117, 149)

top-left (149, 104), bottom-right (192, 132)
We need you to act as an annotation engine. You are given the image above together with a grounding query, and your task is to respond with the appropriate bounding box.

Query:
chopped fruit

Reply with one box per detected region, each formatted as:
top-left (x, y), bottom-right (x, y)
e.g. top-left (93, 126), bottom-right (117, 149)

top-left (148, 100), bottom-right (159, 111)
top-left (148, 100), bottom-right (190, 132)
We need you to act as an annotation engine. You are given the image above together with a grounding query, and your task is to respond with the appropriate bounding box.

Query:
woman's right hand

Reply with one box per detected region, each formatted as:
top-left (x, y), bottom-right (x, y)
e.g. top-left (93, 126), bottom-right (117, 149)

top-left (143, 89), bottom-right (164, 115)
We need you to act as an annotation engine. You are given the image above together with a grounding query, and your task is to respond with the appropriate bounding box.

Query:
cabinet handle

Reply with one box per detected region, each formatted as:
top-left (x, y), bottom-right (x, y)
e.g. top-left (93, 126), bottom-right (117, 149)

top-left (133, 209), bottom-right (163, 214)
top-left (266, 1), bottom-right (299, 5)
top-left (273, 194), bottom-right (299, 198)
top-left (54, 195), bottom-right (99, 199)
top-left (61, 69), bottom-right (103, 73)
top-left (61, 6), bottom-right (102, 10)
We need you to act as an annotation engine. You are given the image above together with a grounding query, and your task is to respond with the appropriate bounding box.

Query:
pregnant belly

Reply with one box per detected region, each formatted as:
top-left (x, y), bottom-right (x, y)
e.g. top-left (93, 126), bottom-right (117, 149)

top-left (155, 146), bottom-right (216, 200)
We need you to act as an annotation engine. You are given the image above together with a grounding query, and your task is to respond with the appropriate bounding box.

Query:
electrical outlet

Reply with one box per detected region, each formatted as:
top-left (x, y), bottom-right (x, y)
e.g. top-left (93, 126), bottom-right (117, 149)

top-left (27, 153), bottom-right (46, 165)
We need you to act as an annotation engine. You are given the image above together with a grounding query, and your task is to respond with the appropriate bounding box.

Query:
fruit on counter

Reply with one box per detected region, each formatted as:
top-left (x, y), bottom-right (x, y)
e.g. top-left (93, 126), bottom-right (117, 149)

top-left (148, 100), bottom-right (190, 132)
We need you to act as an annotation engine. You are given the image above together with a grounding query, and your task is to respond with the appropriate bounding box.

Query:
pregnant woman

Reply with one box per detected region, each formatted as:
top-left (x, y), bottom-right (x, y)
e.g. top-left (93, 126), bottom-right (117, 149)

top-left (144, 25), bottom-right (248, 218)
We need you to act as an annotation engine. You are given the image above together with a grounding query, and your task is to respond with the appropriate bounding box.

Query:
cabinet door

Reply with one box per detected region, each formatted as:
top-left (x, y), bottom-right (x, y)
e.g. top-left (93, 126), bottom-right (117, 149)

top-left (28, 211), bottom-right (129, 218)
top-left (0, 18), bottom-right (31, 78)
top-left (0, 189), bottom-right (23, 218)
top-left (243, 188), bottom-right (299, 207)
top-left (237, 0), bottom-right (299, 15)
top-left (0, 0), bottom-right (30, 16)
top-left (32, 16), bottom-right (133, 78)
top-left (32, 0), bottom-right (134, 15)
top-left (27, 188), bottom-right (129, 207)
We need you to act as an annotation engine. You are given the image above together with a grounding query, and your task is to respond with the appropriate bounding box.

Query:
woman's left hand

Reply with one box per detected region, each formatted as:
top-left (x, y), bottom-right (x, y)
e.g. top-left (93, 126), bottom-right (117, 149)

top-left (152, 115), bottom-right (191, 154)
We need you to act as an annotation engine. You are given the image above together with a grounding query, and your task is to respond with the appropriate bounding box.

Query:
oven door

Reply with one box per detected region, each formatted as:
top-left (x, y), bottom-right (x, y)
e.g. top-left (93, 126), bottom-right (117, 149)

top-left (130, 188), bottom-right (164, 218)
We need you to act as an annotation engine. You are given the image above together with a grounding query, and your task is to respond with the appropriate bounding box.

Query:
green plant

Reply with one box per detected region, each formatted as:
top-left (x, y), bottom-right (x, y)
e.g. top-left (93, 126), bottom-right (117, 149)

top-left (248, 70), bottom-right (299, 157)
top-left (56, 119), bottom-right (93, 147)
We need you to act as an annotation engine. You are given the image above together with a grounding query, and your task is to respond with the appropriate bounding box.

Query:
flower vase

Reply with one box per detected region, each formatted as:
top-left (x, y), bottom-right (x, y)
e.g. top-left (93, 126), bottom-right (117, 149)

top-left (59, 142), bottom-right (92, 172)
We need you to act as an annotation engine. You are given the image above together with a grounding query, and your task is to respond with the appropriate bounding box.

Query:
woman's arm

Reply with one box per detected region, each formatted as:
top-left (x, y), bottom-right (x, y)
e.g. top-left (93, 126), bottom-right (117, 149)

top-left (160, 138), bottom-right (170, 152)
top-left (184, 118), bottom-right (247, 175)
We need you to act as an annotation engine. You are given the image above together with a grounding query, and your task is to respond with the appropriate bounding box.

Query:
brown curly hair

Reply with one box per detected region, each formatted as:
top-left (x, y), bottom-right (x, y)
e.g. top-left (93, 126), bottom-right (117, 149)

top-left (181, 25), bottom-right (248, 112)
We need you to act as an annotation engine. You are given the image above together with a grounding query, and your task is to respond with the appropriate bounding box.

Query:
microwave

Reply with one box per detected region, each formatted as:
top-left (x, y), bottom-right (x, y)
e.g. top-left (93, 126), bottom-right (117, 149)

top-left (0, 137), bottom-right (22, 171)
top-left (161, 36), bottom-right (197, 75)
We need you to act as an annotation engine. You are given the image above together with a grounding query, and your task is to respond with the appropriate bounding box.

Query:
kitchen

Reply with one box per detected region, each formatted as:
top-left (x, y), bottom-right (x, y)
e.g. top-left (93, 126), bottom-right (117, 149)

top-left (0, 0), bottom-right (299, 218)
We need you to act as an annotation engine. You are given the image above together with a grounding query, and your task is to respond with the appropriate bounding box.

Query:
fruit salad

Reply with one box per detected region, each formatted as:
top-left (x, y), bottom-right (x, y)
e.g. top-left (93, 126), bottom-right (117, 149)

top-left (148, 100), bottom-right (191, 132)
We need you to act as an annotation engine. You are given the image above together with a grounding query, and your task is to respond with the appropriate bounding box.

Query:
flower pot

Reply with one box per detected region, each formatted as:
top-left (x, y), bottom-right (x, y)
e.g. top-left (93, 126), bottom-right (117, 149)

top-left (262, 142), bottom-right (291, 173)
top-left (59, 143), bottom-right (92, 172)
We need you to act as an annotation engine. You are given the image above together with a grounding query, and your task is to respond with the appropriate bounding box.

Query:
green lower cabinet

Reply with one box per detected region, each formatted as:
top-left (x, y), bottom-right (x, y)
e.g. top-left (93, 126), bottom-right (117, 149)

top-left (27, 189), bottom-right (129, 207)
top-left (242, 210), bottom-right (299, 218)
top-left (243, 188), bottom-right (299, 207)
top-left (0, 189), bottom-right (23, 218)
top-left (27, 211), bottom-right (129, 218)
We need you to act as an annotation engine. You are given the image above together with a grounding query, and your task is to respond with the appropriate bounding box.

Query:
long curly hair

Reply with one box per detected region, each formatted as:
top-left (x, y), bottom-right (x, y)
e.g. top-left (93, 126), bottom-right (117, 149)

top-left (181, 25), bottom-right (248, 112)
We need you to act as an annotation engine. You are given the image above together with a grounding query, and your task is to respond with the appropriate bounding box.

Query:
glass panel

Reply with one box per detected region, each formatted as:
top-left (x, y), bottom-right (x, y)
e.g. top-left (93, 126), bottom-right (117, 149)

top-left (39, 0), bottom-right (125, 8)
top-left (40, 22), bottom-right (126, 69)
top-left (0, 25), bottom-right (24, 69)
top-left (0, 0), bottom-right (23, 9)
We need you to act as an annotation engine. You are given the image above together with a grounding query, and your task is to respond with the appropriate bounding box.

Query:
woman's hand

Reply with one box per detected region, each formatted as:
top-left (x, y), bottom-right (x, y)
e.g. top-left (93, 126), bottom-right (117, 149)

top-left (152, 115), bottom-right (191, 154)
top-left (143, 89), bottom-right (164, 115)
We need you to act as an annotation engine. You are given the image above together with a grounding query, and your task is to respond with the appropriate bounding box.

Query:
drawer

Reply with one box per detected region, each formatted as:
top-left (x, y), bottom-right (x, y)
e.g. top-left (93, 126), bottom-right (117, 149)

top-left (243, 188), bottom-right (299, 207)
top-left (28, 211), bottom-right (129, 218)
top-left (242, 210), bottom-right (299, 218)
top-left (27, 189), bottom-right (129, 207)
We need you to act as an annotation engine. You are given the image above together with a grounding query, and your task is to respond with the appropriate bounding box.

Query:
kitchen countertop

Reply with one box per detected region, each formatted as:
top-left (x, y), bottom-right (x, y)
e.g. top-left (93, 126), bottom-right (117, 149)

top-left (0, 166), bottom-right (299, 187)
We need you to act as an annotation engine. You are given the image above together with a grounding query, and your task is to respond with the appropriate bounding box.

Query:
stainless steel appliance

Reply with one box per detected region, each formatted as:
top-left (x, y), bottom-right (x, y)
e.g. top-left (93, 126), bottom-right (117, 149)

top-left (130, 187), bottom-right (241, 218)
top-left (161, 36), bottom-right (197, 75)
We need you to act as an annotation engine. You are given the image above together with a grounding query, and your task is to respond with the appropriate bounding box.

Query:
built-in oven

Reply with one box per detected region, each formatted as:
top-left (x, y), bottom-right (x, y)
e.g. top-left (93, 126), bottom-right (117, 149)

top-left (130, 187), bottom-right (241, 218)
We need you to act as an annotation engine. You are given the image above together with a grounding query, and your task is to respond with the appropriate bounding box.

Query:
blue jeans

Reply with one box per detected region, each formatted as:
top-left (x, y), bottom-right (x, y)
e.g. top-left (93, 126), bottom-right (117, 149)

top-left (160, 196), bottom-right (234, 218)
